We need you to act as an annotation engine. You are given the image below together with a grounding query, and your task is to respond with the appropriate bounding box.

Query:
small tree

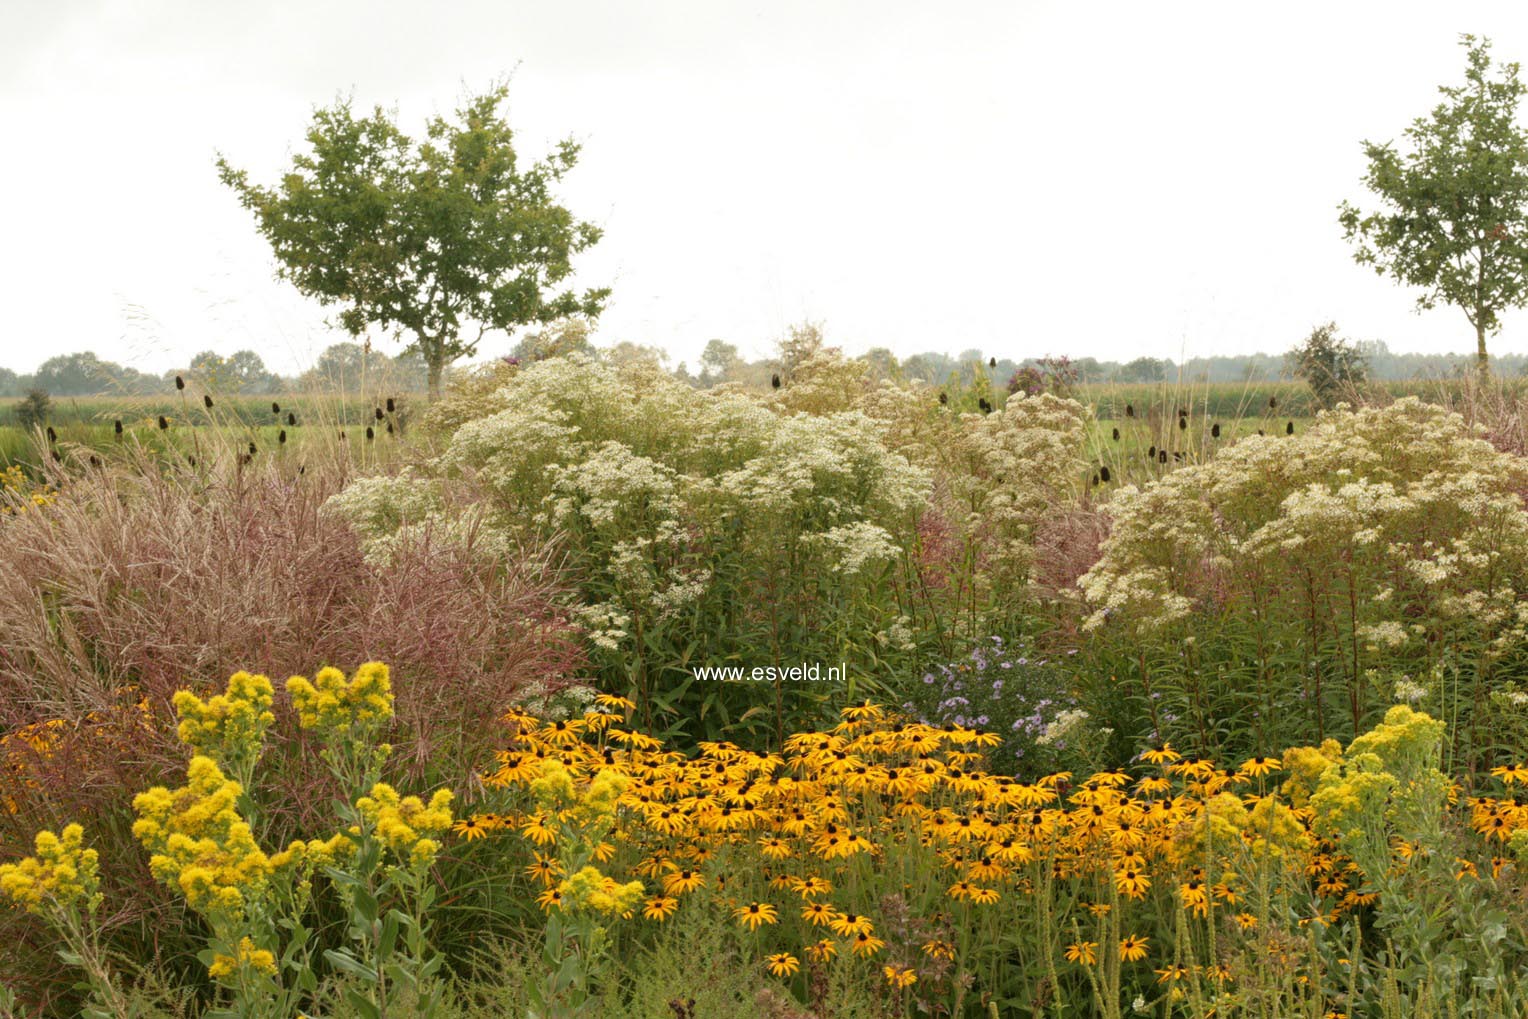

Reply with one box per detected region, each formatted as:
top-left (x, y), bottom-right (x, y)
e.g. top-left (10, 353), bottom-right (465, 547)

top-left (1339, 35), bottom-right (1528, 373)
top-left (1288, 322), bottom-right (1368, 407)
top-left (217, 85), bottom-right (609, 397)
top-left (15, 388), bottom-right (51, 432)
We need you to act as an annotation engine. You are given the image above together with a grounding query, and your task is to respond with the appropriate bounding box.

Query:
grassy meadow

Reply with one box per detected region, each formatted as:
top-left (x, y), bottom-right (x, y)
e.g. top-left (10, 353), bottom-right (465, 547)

top-left (4, 353), bottom-right (1528, 1019)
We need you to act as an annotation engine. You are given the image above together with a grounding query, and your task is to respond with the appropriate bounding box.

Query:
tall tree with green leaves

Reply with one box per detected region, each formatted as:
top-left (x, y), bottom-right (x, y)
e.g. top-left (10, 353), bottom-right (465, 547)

top-left (1339, 35), bottom-right (1528, 373)
top-left (217, 84), bottom-right (608, 397)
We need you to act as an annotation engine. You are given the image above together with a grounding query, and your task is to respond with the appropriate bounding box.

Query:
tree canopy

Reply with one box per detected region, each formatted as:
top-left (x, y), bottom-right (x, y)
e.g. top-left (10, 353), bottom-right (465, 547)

top-left (1339, 35), bottom-right (1528, 372)
top-left (217, 84), bottom-right (609, 396)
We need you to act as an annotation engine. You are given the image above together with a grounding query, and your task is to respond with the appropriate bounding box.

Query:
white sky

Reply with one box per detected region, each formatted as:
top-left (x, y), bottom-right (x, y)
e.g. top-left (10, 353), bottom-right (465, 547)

top-left (4, 0), bottom-right (1528, 376)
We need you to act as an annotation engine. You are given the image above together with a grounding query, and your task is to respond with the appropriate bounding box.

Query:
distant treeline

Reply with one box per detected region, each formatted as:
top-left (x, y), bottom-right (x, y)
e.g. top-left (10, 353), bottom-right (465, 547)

top-left (7, 331), bottom-right (1524, 399)
top-left (0, 344), bottom-right (429, 397)
top-left (677, 335), bottom-right (1528, 389)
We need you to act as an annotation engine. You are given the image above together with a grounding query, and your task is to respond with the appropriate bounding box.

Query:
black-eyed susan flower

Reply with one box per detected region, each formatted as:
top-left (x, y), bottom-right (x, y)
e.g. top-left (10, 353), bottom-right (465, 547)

top-left (883, 964), bottom-right (917, 988)
top-left (642, 895), bottom-right (678, 921)
top-left (734, 901), bottom-right (778, 930)
top-left (850, 931), bottom-right (886, 957)
top-left (1064, 941), bottom-right (1098, 965)
top-left (765, 953), bottom-right (800, 977)
top-left (1119, 935), bottom-right (1149, 962)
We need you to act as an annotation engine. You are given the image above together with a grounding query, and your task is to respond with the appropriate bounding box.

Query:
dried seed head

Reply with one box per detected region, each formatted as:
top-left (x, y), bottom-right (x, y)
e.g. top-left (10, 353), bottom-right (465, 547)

top-left (1178, 416), bottom-right (1187, 430)
top-left (114, 420), bottom-right (123, 436)
top-left (386, 397), bottom-right (395, 413)
top-left (1158, 449), bottom-right (1168, 464)
top-left (1100, 465), bottom-right (1111, 482)
top-left (175, 375), bottom-right (185, 390)
top-left (386, 421), bottom-right (394, 434)
top-left (158, 415), bottom-right (168, 430)
top-left (1125, 403), bottom-right (1135, 418)
top-left (988, 357), bottom-right (996, 368)
top-left (287, 412), bottom-right (296, 426)
top-left (248, 441), bottom-right (257, 455)
top-left (272, 401), bottom-right (281, 414)
top-left (1211, 423), bottom-right (1221, 438)
top-left (1286, 420), bottom-right (1294, 435)
top-left (366, 426), bottom-right (375, 441)
top-left (89, 454), bottom-right (101, 467)
top-left (1148, 445), bottom-right (1156, 458)
top-left (1112, 427), bottom-right (1120, 441)
top-left (938, 391), bottom-right (948, 405)
top-left (203, 394), bottom-right (214, 409)
top-left (46, 426), bottom-right (56, 443)
top-left (1268, 396), bottom-right (1277, 409)
top-left (771, 373), bottom-right (781, 390)
top-left (278, 429), bottom-right (287, 444)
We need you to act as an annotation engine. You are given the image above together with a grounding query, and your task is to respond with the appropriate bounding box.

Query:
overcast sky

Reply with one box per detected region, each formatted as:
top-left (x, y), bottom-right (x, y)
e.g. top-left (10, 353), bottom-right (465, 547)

top-left (4, 0), bottom-right (1528, 376)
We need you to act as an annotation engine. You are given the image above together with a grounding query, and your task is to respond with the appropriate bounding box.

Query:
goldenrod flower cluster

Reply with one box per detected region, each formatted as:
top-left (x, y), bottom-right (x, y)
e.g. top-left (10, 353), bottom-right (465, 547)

top-left (131, 755), bottom-right (285, 919)
top-left (557, 864), bottom-right (645, 917)
top-left (355, 782), bottom-right (454, 870)
top-left (172, 670), bottom-right (276, 763)
top-left (0, 823), bottom-right (101, 915)
top-left (207, 936), bottom-right (278, 979)
top-left (285, 662), bottom-right (394, 733)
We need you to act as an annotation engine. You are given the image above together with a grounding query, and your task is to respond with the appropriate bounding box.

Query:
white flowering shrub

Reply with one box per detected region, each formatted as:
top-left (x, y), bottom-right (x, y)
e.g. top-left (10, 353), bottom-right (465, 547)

top-left (1080, 398), bottom-right (1528, 754)
top-left (325, 353), bottom-right (1095, 740)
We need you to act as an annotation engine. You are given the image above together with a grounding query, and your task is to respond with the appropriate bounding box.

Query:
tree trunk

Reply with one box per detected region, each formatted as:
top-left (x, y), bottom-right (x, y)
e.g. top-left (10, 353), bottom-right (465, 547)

top-left (427, 358), bottom-right (443, 400)
top-left (1478, 319), bottom-right (1490, 376)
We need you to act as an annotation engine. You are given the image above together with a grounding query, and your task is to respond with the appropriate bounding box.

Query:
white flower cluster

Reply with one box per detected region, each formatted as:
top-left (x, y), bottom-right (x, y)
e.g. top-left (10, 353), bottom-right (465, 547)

top-left (1080, 398), bottom-right (1528, 660)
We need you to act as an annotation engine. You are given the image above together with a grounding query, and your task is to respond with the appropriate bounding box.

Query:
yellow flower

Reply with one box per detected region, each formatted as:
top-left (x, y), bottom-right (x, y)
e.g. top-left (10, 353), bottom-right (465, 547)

top-left (850, 931), bottom-right (886, 957)
top-left (285, 662), bottom-right (394, 733)
top-left (766, 952), bottom-right (800, 977)
top-left (883, 964), bottom-right (917, 989)
top-left (1065, 941), bottom-right (1098, 965)
top-left (642, 895), bottom-right (679, 921)
top-left (0, 823), bottom-right (100, 915)
top-left (207, 936), bottom-right (277, 980)
top-left (1119, 934), bottom-right (1149, 962)
top-left (734, 901), bottom-right (778, 930)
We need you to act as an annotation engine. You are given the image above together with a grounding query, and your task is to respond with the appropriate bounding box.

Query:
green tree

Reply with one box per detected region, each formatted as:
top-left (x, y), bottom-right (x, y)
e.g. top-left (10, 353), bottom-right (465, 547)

top-left (1287, 322), bottom-right (1368, 407)
top-left (14, 388), bottom-right (51, 431)
top-left (1339, 35), bottom-right (1528, 373)
top-left (217, 85), bottom-right (609, 397)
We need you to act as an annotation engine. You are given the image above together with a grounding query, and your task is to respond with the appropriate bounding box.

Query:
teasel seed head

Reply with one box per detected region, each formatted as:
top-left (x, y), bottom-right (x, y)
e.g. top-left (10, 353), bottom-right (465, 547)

top-left (939, 391), bottom-right (948, 405)
top-left (203, 394), bottom-right (214, 410)
top-left (1125, 403), bottom-right (1135, 418)
top-left (248, 441), bottom-right (257, 455)
top-left (386, 397), bottom-right (395, 413)
top-left (988, 356), bottom-right (996, 368)
top-left (1112, 427), bottom-right (1120, 441)
top-left (771, 373), bottom-right (781, 390)
top-left (1099, 465), bottom-right (1111, 482)
top-left (158, 415), bottom-right (168, 430)
top-left (114, 419), bottom-right (123, 436)
top-left (175, 375), bottom-right (185, 391)
top-left (272, 401), bottom-right (281, 414)
top-left (1286, 420), bottom-right (1294, 435)
top-left (366, 426), bottom-right (375, 441)
top-left (1211, 422), bottom-right (1221, 438)
top-left (287, 412), bottom-right (296, 426)
top-left (278, 429), bottom-right (287, 445)
top-left (46, 426), bottom-right (56, 444)
top-left (375, 407), bottom-right (384, 421)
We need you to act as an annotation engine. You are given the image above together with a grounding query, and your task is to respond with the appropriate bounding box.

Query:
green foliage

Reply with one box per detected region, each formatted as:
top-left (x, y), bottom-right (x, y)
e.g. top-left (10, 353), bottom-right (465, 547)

top-left (1287, 322), bottom-right (1369, 407)
top-left (1339, 35), bottom-right (1528, 371)
top-left (217, 85), bottom-right (609, 397)
top-left (13, 389), bottom-right (50, 432)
